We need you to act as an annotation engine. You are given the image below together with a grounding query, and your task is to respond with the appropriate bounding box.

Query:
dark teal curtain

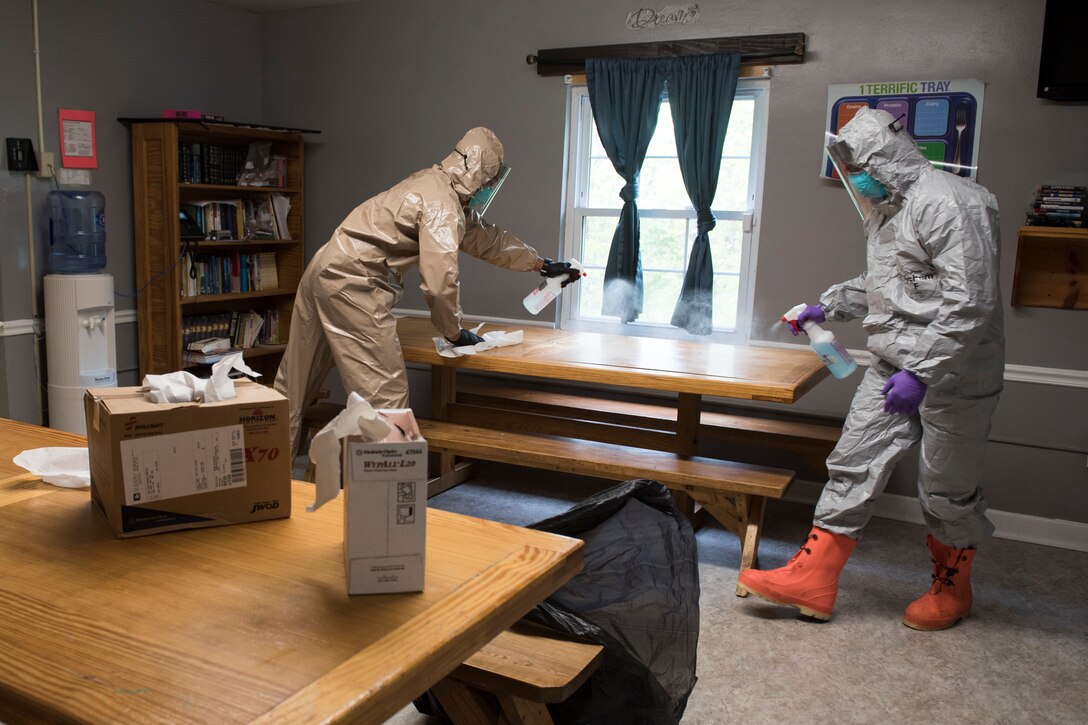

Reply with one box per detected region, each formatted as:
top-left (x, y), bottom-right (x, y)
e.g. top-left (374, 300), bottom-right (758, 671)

top-left (665, 53), bottom-right (741, 335)
top-left (586, 57), bottom-right (666, 322)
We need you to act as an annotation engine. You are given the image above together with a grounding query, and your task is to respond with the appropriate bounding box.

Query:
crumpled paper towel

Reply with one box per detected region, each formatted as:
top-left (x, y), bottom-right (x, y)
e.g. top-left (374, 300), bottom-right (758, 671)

top-left (307, 392), bottom-right (413, 512)
top-left (432, 322), bottom-right (523, 358)
top-left (12, 447), bottom-right (90, 488)
top-left (143, 351), bottom-right (260, 403)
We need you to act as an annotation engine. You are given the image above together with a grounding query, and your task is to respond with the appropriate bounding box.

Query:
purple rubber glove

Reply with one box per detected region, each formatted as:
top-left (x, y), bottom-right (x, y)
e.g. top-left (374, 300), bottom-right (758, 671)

top-left (881, 370), bottom-right (927, 415)
top-left (791, 304), bottom-right (826, 336)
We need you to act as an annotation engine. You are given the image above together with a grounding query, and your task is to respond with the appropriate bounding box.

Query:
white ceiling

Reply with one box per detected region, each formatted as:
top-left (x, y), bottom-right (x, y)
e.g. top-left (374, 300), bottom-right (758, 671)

top-left (209, 0), bottom-right (358, 12)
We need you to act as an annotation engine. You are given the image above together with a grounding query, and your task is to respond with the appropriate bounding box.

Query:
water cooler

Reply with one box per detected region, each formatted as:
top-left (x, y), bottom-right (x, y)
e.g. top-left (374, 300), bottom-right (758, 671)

top-left (43, 189), bottom-right (117, 434)
top-left (44, 274), bottom-right (117, 434)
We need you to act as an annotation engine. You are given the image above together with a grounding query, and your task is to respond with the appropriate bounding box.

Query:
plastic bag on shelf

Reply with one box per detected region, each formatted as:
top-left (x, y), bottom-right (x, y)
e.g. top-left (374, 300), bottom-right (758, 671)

top-left (237, 142), bottom-right (285, 187)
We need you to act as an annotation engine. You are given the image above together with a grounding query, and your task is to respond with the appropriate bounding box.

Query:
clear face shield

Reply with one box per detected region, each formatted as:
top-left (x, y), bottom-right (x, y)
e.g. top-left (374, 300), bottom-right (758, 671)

top-left (465, 162), bottom-right (511, 217)
top-left (826, 138), bottom-right (889, 221)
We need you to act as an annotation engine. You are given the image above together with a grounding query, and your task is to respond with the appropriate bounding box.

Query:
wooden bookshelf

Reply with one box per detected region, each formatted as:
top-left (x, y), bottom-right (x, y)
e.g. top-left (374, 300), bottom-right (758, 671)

top-left (1010, 226), bottom-right (1087, 310)
top-left (127, 120), bottom-right (312, 377)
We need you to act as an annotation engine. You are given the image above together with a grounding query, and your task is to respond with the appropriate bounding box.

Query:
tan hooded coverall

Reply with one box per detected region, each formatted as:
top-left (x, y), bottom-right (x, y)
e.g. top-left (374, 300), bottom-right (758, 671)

top-left (274, 127), bottom-right (543, 454)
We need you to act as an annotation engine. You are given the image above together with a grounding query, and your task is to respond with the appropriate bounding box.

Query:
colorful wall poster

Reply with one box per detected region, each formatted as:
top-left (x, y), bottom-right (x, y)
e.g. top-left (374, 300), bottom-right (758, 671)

top-left (823, 79), bottom-right (984, 180)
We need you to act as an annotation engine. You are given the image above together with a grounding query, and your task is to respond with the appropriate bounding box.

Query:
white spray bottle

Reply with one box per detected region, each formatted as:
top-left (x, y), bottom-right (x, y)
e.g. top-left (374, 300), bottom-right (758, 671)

top-left (782, 303), bottom-right (858, 379)
top-left (523, 259), bottom-right (586, 315)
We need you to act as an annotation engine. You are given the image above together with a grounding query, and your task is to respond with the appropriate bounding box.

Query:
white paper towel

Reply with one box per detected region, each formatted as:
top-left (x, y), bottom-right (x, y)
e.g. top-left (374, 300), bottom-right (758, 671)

top-left (142, 351), bottom-right (260, 403)
top-left (432, 323), bottom-right (524, 358)
top-left (307, 392), bottom-right (418, 512)
top-left (12, 447), bottom-right (90, 488)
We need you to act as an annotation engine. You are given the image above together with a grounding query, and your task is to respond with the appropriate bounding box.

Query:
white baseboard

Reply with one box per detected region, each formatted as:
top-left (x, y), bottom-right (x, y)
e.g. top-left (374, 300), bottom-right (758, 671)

top-left (786, 479), bottom-right (1088, 552)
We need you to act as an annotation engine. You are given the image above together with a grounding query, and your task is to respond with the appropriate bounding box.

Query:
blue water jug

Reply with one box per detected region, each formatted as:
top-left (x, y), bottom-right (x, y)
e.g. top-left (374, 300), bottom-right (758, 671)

top-left (47, 190), bottom-right (107, 274)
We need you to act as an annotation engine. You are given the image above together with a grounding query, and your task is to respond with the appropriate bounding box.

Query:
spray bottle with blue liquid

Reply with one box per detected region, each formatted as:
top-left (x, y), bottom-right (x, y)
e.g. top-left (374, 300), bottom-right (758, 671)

top-left (782, 303), bottom-right (858, 379)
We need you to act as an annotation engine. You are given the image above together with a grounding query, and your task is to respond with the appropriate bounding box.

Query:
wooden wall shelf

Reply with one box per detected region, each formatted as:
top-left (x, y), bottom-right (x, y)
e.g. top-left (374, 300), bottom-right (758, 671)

top-left (1011, 226), bottom-right (1087, 309)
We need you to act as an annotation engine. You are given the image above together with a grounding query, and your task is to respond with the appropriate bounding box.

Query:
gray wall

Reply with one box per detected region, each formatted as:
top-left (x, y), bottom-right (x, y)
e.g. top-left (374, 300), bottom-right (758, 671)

top-left (1, 0), bottom-right (1085, 525)
top-left (0, 0), bottom-right (264, 420)
top-left (259, 0), bottom-right (1087, 523)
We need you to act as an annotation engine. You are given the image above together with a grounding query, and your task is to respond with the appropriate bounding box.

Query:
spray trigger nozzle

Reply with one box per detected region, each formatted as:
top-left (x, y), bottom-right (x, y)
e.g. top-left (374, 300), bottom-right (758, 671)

top-left (524, 258), bottom-right (583, 314)
top-left (781, 303), bottom-right (808, 336)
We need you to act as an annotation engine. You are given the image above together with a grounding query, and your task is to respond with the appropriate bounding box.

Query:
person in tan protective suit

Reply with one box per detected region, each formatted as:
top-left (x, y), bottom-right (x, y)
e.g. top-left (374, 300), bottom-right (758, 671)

top-left (275, 127), bottom-right (579, 456)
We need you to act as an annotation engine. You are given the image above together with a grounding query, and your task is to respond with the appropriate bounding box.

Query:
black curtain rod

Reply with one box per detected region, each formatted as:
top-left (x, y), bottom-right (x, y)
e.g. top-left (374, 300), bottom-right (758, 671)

top-left (528, 32), bottom-right (805, 76)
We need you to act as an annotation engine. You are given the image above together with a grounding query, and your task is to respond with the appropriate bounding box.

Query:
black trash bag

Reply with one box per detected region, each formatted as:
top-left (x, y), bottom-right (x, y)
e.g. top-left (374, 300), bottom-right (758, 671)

top-left (414, 478), bottom-right (700, 724)
top-left (526, 478), bottom-right (700, 724)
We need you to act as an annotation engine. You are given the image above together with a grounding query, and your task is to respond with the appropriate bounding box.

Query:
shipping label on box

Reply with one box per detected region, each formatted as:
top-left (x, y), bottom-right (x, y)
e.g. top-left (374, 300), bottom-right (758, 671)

top-left (343, 411), bottom-right (427, 594)
top-left (85, 380), bottom-right (291, 538)
top-left (121, 425), bottom-right (247, 504)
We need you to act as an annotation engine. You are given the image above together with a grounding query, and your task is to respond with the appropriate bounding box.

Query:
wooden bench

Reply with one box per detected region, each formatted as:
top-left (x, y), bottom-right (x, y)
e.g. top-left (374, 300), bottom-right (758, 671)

top-left (451, 380), bottom-right (842, 482)
top-left (431, 621), bottom-right (604, 725)
top-left (417, 418), bottom-right (795, 594)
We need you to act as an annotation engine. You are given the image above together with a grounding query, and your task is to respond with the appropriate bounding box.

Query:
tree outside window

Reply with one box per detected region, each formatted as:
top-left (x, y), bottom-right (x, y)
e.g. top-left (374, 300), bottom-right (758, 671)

top-left (561, 81), bottom-right (767, 343)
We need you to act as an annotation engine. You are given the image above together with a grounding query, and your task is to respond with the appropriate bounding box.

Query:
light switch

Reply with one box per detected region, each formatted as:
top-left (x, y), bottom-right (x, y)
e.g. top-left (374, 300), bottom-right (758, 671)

top-left (5, 138), bottom-right (37, 171)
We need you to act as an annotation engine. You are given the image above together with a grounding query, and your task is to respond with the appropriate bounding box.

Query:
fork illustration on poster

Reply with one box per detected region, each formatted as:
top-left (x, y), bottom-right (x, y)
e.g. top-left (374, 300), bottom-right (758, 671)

top-left (951, 103), bottom-right (970, 172)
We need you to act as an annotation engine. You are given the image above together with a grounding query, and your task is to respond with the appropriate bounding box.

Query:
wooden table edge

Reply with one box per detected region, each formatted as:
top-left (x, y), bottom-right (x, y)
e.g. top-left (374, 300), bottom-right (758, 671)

top-left (395, 318), bottom-right (829, 405)
top-left (251, 540), bottom-right (583, 724)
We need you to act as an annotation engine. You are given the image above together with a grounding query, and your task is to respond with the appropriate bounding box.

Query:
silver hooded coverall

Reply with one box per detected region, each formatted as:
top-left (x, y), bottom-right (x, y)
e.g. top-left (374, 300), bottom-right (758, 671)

top-left (274, 127), bottom-right (543, 455)
top-left (814, 107), bottom-right (1005, 549)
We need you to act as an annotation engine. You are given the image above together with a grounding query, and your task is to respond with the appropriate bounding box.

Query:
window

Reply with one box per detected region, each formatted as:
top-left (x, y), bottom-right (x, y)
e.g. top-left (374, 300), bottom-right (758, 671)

top-left (560, 79), bottom-right (768, 343)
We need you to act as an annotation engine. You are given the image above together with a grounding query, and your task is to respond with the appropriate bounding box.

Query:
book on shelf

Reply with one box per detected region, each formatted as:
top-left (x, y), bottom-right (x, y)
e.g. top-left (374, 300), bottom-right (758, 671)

top-left (181, 310), bottom-right (282, 363)
top-left (181, 251), bottom-right (278, 297)
top-left (256, 309), bottom-right (281, 345)
top-left (189, 194), bottom-right (289, 244)
top-left (178, 142), bottom-right (247, 185)
top-left (231, 310), bottom-right (265, 349)
top-left (187, 336), bottom-right (231, 354)
top-left (1026, 184), bottom-right (1087, 228)
top-left (257, 252), bottom-right (279, 289)
top-left (228, 252), bottom-right (241, 292)
top-left (271, 193), bottom-right (291, 240)
top-left (182, 200), bottom-right (244, 240)
top-left (183, 349), bottom-right (237, 365)
top-left (182, 313), bottom-right (232, 349)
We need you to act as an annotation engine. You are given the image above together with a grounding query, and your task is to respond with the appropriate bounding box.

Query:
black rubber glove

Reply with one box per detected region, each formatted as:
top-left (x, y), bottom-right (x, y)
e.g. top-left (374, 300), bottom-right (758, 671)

top-left (540, 258), bottom-right (581, 288)
top-left (445, 328), bottom-right (485, 347)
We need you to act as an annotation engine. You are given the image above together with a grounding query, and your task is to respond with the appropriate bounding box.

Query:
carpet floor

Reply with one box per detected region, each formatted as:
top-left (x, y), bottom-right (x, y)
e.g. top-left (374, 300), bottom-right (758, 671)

top-left (295, 458), bottom-right (1087, 724)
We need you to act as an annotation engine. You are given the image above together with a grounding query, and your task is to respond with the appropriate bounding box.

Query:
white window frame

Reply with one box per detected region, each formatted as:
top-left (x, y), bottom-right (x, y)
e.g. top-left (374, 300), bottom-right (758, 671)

top-left (558, 78), bottom-right (769, 344)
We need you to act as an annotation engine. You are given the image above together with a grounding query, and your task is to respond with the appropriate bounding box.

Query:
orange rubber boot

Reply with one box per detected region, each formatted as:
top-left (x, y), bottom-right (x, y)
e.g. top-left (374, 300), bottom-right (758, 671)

top-left (903, 535), bottom-right (976, 631)
top-left (737, 527), bottom-right (857, 620)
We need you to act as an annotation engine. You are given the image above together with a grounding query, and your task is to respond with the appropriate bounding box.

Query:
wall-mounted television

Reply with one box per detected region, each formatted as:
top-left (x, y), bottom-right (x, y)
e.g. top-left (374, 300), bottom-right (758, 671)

top-left (1037, 0), bottom-right (1088, 101)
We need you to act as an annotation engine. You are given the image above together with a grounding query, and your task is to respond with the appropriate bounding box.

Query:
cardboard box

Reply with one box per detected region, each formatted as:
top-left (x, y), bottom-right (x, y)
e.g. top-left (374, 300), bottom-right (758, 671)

top-left (342, 410), bottom-right (427, 594)
top-left (84, 380), bottom-right (291, 537)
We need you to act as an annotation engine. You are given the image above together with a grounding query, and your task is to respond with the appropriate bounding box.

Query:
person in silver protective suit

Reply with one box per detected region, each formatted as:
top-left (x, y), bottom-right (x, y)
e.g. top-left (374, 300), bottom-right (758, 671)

top-left (274, 127), bottom-right (580, 457)
top-left (738, 107), bottom-right (1004, 630)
